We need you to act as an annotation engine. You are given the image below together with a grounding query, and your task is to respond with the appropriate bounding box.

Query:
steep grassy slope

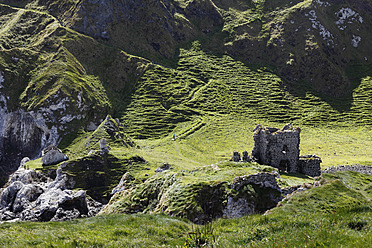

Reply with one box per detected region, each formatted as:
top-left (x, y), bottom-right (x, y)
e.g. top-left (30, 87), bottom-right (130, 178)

top-left (1, 0), bottom-right (371, 138)
top-left (122, 40), bottom-right (372, 141)
top-left (0, 1), bottom-right (371, 245)
top-left (0, 0), bottom-right (370, 188)
top-left (0, 3), bottom-right (111, 123)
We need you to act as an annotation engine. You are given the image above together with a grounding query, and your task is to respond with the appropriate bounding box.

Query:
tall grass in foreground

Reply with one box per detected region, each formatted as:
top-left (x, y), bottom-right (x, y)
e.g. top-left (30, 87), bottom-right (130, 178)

top-left (213, 204), bottom-right (372, 247)
top-left (0, 205), bottom-right (370, 247)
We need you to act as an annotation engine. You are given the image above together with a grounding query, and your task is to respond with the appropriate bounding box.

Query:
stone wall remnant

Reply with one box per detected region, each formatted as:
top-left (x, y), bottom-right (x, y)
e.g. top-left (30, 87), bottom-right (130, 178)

top-left (231, 151), bottom-right (241, 162)
top-left (298, 155), bottom-right (322, 177)
top-left (250, 124), bottom-right (321, 177)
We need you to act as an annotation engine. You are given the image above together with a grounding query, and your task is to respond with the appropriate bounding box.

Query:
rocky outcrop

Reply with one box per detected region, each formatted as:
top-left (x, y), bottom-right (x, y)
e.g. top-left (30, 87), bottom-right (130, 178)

top-left (111, 172), bottom-right (135, 195)
top-left (69, 0), bottom-right (197, 60)
top-left (42, 145), bottom-right (68, 166)
top-left (99, 138), bottom-right (109, 154)
top-left (0, 109), bottom-right (58, 179)
top-left (103, 171), bottom-right (284, 223)
top-left (0, 164), bottom-right (103, 222)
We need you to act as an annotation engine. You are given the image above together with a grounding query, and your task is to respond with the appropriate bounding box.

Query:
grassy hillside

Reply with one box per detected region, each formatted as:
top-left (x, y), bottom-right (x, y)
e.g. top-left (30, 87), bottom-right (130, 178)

top-left (0, 1), bottom-right (371, 246)
top-left (0, 171), bottom-right (371, 247)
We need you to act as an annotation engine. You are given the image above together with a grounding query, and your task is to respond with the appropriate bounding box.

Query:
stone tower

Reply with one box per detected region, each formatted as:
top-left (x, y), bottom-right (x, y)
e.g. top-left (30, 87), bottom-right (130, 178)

top-left (251, 124), bottom-right (301, 173)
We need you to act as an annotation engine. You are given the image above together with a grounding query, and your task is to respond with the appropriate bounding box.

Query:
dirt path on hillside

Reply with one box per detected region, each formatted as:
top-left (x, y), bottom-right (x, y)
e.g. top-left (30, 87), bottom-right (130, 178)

top-left (173, 140), bottom-right (201, 165)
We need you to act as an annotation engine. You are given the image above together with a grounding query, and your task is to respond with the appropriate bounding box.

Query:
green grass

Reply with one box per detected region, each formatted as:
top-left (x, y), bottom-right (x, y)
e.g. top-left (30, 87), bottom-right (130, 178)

top-left (1, 171), bottom-right (371, 247)
top-left (213, 204), bottom-right (372, 247)
top-left (1, 207), bottom-right (371, 247)
top-left (0, 214), bottom-right (190, 247)
top-left (126, 115), bottom-right (372, 171)
top-left (122, 40), bottom-right (372, 144)
top-left (1, 2), bottom-right (372, 247)
top-left (25, 157), bottom-right (42, 170)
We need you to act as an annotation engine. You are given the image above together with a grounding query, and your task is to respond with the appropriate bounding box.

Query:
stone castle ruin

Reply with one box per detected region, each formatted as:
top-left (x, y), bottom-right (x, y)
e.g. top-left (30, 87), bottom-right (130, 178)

top-left (233, 124), bottom-right (321, 177)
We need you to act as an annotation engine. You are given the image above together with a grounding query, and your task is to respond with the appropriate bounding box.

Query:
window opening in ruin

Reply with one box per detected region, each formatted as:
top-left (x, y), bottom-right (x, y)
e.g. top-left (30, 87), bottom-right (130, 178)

top-left (279, 159), bottom-right (290, 172)
top-left (282, 144), bottom-right (288, 155)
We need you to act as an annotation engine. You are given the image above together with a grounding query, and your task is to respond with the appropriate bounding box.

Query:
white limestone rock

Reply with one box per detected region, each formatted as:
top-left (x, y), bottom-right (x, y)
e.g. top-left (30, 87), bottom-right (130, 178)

top-left (351, 35), bottom-right (361, 47)
top-left (335, 8), bottom-right (363, 30)
top-left (12, 184), bottom-right (44, 213)
top-left (42, 145), bottom-right (68, 166)
top-left (0, 181), bottom-right (24, 209)
top-left (0, 163), bottom-right (100, 222)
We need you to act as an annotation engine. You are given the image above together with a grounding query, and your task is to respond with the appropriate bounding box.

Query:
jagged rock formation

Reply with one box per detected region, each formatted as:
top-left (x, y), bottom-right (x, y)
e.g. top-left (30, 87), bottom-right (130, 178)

top-left (0, 108), bottom-right (59, 185)
top-left (251, 124), bottom-right (321, 177)
top-left (0, 164), bottom-right (103, 222)
top-left (223, 172), bottom-right (282, 219)
top-left (111, 172), bottom-right (136, 195)
top-left (61, 153), bottom-right (147, 203)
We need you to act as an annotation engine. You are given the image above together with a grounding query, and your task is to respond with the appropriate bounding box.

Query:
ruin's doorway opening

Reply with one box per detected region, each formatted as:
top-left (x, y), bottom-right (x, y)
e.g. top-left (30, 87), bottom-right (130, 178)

top-left (279, 159), bottom-right (290, 172)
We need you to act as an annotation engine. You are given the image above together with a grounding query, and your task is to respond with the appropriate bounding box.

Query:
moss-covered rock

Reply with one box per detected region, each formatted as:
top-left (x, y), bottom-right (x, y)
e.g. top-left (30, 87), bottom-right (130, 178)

top-left (101, 162), bottom-right (297, 223)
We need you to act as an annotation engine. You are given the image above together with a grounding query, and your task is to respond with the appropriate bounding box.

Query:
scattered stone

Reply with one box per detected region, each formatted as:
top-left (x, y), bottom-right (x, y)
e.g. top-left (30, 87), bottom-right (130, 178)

top-left (241, 151), bottom-right (253, 162)
top-left (322, 165), bottom-right (372, 175)
top-left (211, 164), bottom-right (220, 171)
top-left (155, 163), bottom-right (171, 173)
top-left (231, 151), bottom-right (241, 162)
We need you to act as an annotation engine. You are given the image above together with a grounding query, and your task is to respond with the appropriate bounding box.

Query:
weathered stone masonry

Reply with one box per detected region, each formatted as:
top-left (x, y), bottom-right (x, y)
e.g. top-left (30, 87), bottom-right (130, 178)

top-left (252, 124), bottom-right (300, 173)
top-left (251, 124), bottom-right (321, 177)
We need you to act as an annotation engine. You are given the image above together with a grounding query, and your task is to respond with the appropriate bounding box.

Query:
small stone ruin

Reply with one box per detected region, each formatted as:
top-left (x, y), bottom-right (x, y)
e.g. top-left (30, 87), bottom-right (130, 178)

top-left (42, 145), bottom-right (68, 166)
top-left (232, 124), bottom-right (321, 177)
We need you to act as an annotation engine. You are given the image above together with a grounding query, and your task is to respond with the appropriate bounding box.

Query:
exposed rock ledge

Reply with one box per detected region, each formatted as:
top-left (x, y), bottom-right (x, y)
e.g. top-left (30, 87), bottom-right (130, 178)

top-left (322, 164), bottom-right (372, 175)
top-left (0, 162), bottom-right (103, 222)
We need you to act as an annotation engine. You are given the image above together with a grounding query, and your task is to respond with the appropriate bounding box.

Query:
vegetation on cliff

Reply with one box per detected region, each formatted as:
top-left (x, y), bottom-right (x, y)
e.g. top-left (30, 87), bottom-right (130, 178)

top-left (0, 0), bottom-right (371, 246)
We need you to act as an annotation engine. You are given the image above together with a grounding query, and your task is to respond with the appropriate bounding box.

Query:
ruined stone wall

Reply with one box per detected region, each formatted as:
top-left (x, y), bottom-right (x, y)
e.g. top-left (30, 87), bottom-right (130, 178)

top-left (298, 155), bottom-right (321, 177)
top-left (252, 124), bottom-right (300, 173)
